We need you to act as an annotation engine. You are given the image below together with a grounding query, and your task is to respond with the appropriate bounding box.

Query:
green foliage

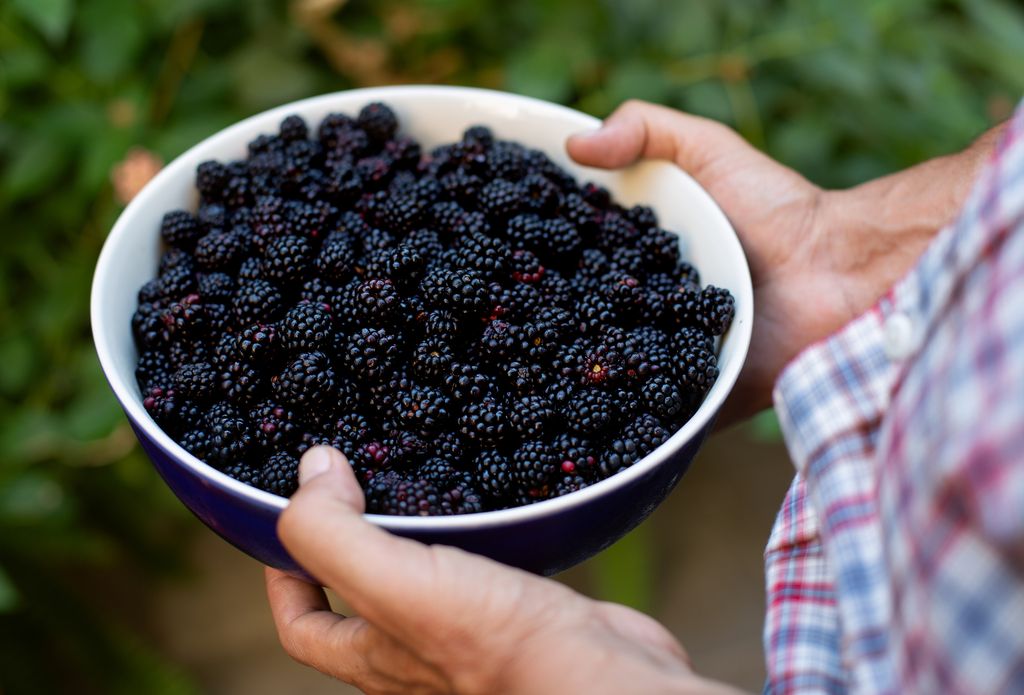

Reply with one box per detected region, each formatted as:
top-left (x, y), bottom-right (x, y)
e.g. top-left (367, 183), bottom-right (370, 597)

top-left (0, 0), bottom-right (1020, 690)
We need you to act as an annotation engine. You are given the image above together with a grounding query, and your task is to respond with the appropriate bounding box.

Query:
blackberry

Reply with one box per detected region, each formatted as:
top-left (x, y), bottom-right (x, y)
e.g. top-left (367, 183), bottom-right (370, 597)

top-left (375, 244), bottom-right (426, 290)
top-left (172, 362), bottom-right (218, 401)
top-left (420, 268), bottom-right (489, 317)
top-left (672, 325), bottom-right (714, 354)
top-left (554, 474), bottom-right (590, 497)
top-left (608, 247), bottom-right (646, 278)
top-left (204, 402), bottom-right (254, 467)
top-left (249, 400), bottom-right (302, 450)
top-left (520, 173), bottom-right (560, 214)
top-left (196, 161), bottom-right (229, 201)
top-left (379, 193), bottom-right (427, 235)
top-left (677, 345), bottom-right (719, 396)
top-left (641, 374), bottom-right (684, 419)
top-left (453, 210), bottom-right (492, 238)
top-left (317, 112), bottom-right (358, 149)
top-left (663, 284), bottom-right (734, 335)
top-left (479, 320), bottom-right (529, 362)
top-left (280, 302), bottom-right (333, 353)
top-left (279, 114), bottom-right (308, 142)
top-left (638, 228), bottom-right (680, 272)
top-left (344, 327), bottom-right (401, 380)
top-left (511, 440), bottom-right (559, 493)
top-left (563, 388), bottom-right (618, 435)
top-left (627, 204), bottom-right (659, 232)
top-left (601, 414), bottom-right (670, 476)
top-left (263, 234), bottom-right (314, 286)
top-left (440, 169), bottom-right (483, 205)
top-left (366, 478), bottom-right (441, 516)
top-left (433, 431), bottom-right (468, 466)
top-left (179, 428), bottom-right (212, 459)
top-left (411, 336), bottom-right (455, 382)
top-left (458, 399), bottom-right (508, 445)
top-left (161, 210), bottom-right (203, 250)
top-left (510, 249), bottom-right (545, 284)
top-left (417, 457), bottom-right (459, 488)
top-left (560, 193), bottom-right (601, 239)
top-left (159, 248), bottom-right (195, 276)
top-left (197, 203), bottom-right (228, 231)
top-left (577, 247), bottom-right (611, 280)
top-left (444, 362), bottom-right (494, 404)
top-left (222, 461), bottom-right (263, 488)
top-left (272, 352), bottom-right (335, 408)
top-left (453, 231), bottom-right (511, 279)
top-left (596, 211), bottom-right (640, 251)
top-left (431, 201), bottom-right (469, 235)
top-left (552, 432), bottom-right (599, 478)
top-left (395, 384), bottom-right (451, 434)
top-left (324, 164), bottom-right (363, 206)
top-left (233, 279), bottom-right (284, 326)
top-left (600, 271), bottom-right (647, 319)
top-left (194, 231), bottom-right (245, 272)
top-left (357, 102), bottom-right (398, 143)
top-left (136, 350), bottom-right (173, 392)
top-left (476, 178), bottom-right (523, 219)
top-left (462, 124), bottom-right (495, 150)
top-left (476, 449), bottom-right (514, 500)
top-left (385, 136), bottom-right (422, 169)
top-left (160, 294), bottom-right (208, 341)
top-left (197, 272), bottom-right (235, 302)
top-left (237, 323), bottom-right (279, 364)
top-left (218, 359), bottom-right (266, 404)
top-left (315, 236), bottom-right (356, 283)
top-left (353, 278), bottom-right (401, 323)
top-left (260, 452), bottom-right (300, 497)
top-left (508, 395), bottom-right (554, 439)
top-left (237, 256), bottom-right (264, 281)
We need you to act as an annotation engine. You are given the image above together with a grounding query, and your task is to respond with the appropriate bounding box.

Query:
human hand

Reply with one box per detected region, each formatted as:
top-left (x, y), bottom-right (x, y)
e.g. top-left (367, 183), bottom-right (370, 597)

top-left (267, 446), bottom-right (742, 694)
top-left (568, 100), bottom-right (1000, 422)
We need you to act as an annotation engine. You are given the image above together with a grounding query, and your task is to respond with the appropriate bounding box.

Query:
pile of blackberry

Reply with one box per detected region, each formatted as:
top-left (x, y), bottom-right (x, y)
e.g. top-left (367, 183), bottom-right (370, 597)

top-left (132, 103), bottom-right (734, 515)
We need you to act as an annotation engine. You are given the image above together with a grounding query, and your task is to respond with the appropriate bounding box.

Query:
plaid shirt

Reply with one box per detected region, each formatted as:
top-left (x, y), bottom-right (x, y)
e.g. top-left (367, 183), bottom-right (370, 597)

top-left (765, 101), bottom-right (1024, 694)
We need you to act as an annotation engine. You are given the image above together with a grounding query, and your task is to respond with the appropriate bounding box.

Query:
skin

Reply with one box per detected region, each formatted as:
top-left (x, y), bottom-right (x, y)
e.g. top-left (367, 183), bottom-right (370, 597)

top-left (266, 101), bottom-right (1006, 693)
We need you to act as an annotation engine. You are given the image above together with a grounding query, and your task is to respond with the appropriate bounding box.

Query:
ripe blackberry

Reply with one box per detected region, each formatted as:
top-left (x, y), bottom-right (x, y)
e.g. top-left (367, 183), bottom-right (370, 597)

top-left (476, 178), bottom-right (523, 220)
top-left (204, 402), bottom-right (254, 467)
top-left (452, 231), bottom-right (511, 280)
top-left (416, 457), bottom-right (459, 488)
top-left (411, 336), bottom-right (455, 382)
top-left (324, 164), bottom-right (363, 206)
top-left (600, 271), bottom-right (647, 319)
top-left (233, 279), bottom-right (284, 326)
top-left (143, 387), bottom-right (187, 435)
top-left (476, 449), bottom-right (514, 501)
top-left (136, 350), bottom-right (173, 392)
top-left (511, 440), bottom-right (559, 493)
top-left (279, 114), bottom-right (308, 142)
top-left (367, 478), bottom-right (442, 516)
top-left (627, 204), bottom-right (658, 231)
top-left (317, 112), bottom-right (357, 148)
top-left (638, 228), bottom-right (680, 273)
top-left (440, 169), bottom-right (483, 205)
top-left (263, 234), bottom-right (314, 286)
top-left (353, 278), bottom-right (401, 323)
top-left (194, 231), bottom-right (245, 272)
top-left (520, 173), bottom-right (560, 214)
top-left (250, 400), bottom-right (302, 450)
top-left (315, 236), bottom-right (356, 283)
top-left (601, 414), bottom-right (670, 475)
top-left (677, 345), bottom-right (719, 396)
top-left (418, 310), bottom-right (460, 340)
top-left (596, 211), bottom-right (640, 251)
top-left (281, 302), bottom-right (333, 353)
top-left (395, 384), bottom-right (451, 434)
top-left (218, 359), bottom-right (265, 404)
top-left (663, 284), bottom-right (734, 335)
top-left (608, 247), bottom-right (646, 278)
top-left (552, 432), bottom-right (598, 478)
top-left (196, 161), bottom-right (229, 201)
top-left (462, 124), bottom-right (495, 151)
top-left (484, 142), bottom-right (527, 180)
top-left (420, 268), bottom-right (489, 317)
top-left (237, 256), bottom-right (264, 281)
top-left (260, 452), bottom-right (300, 497)
top-left (379, 193), bottom-right (427, 236)
top-left (641, 374), bottom-right (684, 419)
top-left (479, 320), bottom-right (529, 362)
top-left (458, 399), bottom-right (508, 445)
top-left (554, 474), bottom-right (590, 497)
top-left (272, 352), bottom-right (335, 408)
top-left (161, 210), bottom-right (203, 250)
top-left (179, 428), bottom-right (212, 459)
top-left (197, 203), bottom-right (227, 231)
top-left (559, 193), bottom-right (601, 239)
top-left (509, 395), bottom-right (554, 439)
top-left (172, 362), bottom-right (218, 401)
top-left (444, 362), bottom-right (494, 404)
top-left (672, 325), bottom-right (714, 354)
top-left (159, 248), bottom-right (195, 276)
top-left (197, 272), bottom-right (235, 302)
top-left (357, 102), bottom-right (398, 143)
top-left (160, 294), bottom-right (208, 341)
top-left (237, 323), bottom-right (279, 364)
top-left (344, 327), bottom-right (401, 380)
top-left (222, 461), bottom-right (263, 488)
top-left (563, 388), bottom-right (618, 435)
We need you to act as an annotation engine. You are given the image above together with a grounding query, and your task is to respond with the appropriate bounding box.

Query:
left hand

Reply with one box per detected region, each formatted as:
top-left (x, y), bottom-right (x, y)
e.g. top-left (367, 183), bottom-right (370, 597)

top-left (266, 446), bottom-right (742, 694)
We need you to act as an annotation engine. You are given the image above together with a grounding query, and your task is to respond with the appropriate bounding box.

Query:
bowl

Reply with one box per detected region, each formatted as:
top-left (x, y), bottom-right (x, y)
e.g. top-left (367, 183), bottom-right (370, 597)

top-left (91, 85), bottom-right (752, 576)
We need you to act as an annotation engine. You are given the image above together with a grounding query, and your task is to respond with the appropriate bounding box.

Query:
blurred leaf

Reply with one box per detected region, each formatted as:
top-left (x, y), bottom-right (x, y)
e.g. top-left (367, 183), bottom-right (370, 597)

top-left (9, 0), bottom-right (74, 44)
top-left (0, 566), bottom-right (19, 613)
top-left (76, 0), bottom-right (146, 83)
top-left (0, 337), bottom-right (36, 397)
top-left (590, 523), bottom-right (654, 612)
top-left (2, 137), bottom-right (66, 199)
top-left (0, 472), bottom-right (65, 522)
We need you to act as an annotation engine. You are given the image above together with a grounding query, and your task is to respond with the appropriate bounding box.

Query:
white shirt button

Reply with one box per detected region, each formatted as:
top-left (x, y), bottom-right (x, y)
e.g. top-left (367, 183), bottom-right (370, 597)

top-left (883, 312), bottom-right (917, 361)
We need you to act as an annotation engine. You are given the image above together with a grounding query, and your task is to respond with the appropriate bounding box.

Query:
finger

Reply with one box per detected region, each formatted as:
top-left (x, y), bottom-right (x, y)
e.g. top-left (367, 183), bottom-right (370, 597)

top-left (278, 447), bottom-right (498, 642)
top-left (265, 567), bottom-right (372, 683)
top-left (566, 99), bottom-right (744, 176)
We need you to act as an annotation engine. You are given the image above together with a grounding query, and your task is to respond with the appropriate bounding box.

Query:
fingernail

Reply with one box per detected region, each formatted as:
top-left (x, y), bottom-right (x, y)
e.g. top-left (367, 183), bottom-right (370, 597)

top-left (299, 446), bottom-right (334, 485)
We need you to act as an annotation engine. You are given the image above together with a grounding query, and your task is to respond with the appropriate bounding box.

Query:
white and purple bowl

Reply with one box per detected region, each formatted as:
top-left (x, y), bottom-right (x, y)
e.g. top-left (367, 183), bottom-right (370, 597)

top-left (91, 86), bottom-right (753, 577)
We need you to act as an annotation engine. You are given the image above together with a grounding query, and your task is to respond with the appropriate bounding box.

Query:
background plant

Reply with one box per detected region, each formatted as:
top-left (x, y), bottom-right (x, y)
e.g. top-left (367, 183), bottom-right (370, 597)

top-left (1, 0), bottom-right (1021, 691)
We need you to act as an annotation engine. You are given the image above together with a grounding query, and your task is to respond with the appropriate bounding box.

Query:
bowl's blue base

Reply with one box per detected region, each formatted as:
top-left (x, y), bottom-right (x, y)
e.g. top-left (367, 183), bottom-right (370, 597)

top-left (130, 415), bottom-right (714, 578)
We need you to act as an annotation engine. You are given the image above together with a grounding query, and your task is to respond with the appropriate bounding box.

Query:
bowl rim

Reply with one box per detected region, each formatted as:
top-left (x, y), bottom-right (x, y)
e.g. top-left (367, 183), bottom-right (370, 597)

top-left (91, 84), bottom-right (753, 531)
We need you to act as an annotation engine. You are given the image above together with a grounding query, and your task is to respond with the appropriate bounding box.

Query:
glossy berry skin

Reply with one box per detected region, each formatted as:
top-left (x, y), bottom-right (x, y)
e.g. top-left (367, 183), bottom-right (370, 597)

top-left (272, 351), bottom-right (335, 408)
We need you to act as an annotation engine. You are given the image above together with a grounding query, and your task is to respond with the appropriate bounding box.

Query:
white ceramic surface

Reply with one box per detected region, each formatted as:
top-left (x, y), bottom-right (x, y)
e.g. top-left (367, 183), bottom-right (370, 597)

top-left (91, 85), bottom-right (753, 530)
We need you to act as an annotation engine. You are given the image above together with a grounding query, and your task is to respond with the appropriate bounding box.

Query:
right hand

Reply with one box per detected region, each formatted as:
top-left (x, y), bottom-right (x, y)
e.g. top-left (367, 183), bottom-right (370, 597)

top-left (567, 100), bottom-right (998, 422)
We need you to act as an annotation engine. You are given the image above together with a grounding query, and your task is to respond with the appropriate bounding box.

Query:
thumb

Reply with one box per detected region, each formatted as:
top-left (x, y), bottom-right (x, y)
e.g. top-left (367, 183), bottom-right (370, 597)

top-left (566, 99), bottom-right (744, 176)
top-left (294, 445), bottom-right (366, 511)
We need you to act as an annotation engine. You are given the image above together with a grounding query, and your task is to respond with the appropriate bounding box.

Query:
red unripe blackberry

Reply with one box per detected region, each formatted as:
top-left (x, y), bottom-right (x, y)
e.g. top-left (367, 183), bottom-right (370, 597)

top-left (510, 249), bottom-right (545, 284)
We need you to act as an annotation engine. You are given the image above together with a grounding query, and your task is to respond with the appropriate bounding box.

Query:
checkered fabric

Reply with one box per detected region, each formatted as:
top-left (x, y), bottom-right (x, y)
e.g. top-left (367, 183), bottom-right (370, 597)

top-left (764, 101), bottom-right (1024, 694)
